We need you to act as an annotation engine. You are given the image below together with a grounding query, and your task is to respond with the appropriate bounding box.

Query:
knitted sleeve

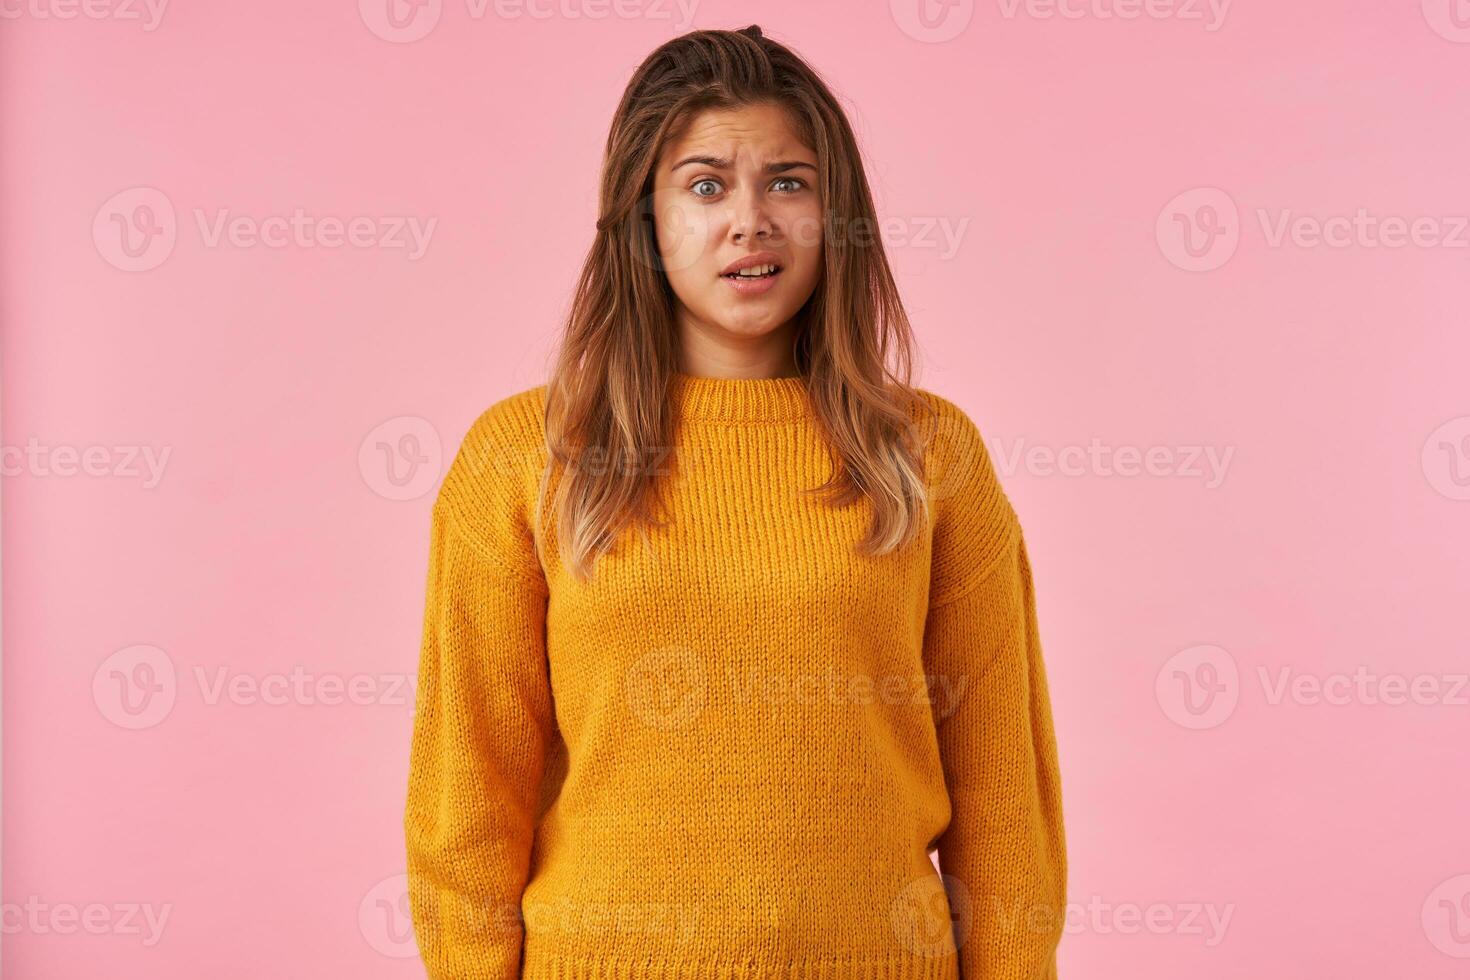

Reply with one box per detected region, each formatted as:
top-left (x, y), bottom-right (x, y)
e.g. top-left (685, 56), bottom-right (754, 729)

top-left (921, 399), bottom-right (1068, 979)
top-left (403, 400), bottom-right (553, 980)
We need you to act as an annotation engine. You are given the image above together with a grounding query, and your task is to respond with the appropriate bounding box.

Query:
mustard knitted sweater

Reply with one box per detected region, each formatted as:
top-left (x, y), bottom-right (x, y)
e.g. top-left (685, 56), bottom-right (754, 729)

top-left (404, 372), bottom-right (1067, 980)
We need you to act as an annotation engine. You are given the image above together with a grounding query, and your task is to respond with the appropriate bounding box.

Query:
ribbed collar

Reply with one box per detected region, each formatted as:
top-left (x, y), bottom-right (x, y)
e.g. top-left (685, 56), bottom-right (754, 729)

top-left (669, 371), bottom-right (812, 424)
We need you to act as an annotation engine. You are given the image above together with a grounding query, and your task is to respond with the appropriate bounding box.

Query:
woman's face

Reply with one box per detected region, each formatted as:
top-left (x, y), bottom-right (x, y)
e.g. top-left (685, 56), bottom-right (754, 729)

top-left (651, 103), bottom-right (823, 348)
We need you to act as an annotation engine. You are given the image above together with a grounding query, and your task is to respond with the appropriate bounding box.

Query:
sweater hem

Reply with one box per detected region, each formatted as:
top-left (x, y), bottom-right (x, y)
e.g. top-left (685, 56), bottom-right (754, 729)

top-left (521, 945), bottom-right (960, 980)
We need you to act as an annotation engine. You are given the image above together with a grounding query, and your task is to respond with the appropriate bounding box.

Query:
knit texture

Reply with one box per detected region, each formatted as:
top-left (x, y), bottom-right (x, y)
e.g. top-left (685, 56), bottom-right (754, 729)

top-left (404, 372), bottom-right (1067, 980)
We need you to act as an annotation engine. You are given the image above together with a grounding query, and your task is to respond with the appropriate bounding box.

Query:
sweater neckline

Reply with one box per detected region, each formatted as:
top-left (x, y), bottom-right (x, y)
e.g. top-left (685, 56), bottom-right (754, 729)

top-left (670, 371), bottom-right (811, 424)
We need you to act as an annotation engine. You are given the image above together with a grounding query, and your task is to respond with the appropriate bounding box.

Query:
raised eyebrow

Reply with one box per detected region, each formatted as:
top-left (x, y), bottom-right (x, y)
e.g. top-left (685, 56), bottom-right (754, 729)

top-left (670, 155), bottom-right (817, 175)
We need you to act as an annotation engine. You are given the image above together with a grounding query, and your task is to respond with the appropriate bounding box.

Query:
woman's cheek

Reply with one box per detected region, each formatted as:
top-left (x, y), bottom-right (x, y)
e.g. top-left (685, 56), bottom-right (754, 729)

top-left (654, 196), bottom-right (715, 276)
top-left (787, 210), bottom-right (824, 253)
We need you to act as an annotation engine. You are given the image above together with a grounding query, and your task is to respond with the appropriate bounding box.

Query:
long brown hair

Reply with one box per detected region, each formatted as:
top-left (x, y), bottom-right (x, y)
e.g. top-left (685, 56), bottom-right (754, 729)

top-left (538, 24), bottom-right (941, 581)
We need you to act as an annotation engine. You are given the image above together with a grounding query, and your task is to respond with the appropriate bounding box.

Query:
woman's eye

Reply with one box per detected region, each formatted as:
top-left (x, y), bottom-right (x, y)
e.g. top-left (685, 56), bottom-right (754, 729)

top-left (690, 176), bottom-right (806, 198)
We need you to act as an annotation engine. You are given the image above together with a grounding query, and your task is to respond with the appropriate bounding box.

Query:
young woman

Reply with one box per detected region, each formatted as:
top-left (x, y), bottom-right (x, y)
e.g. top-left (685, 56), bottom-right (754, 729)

top-left (404, 25), bottom-right (1067, 980)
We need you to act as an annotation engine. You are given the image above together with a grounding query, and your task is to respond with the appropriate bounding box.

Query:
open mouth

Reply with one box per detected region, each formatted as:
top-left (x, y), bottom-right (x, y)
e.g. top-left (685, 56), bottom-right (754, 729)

top-left (721, 263), bottom-right (783, 280)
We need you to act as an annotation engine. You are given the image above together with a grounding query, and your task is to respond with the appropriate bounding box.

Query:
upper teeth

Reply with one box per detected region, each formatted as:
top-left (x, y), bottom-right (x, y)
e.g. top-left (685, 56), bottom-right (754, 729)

top-left (732, 264), bottom-right (777, 277)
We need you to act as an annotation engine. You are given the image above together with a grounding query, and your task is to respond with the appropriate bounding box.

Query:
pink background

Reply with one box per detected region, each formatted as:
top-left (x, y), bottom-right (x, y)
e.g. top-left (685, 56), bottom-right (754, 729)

top-left (5, 1), bottom-right (1470, 977)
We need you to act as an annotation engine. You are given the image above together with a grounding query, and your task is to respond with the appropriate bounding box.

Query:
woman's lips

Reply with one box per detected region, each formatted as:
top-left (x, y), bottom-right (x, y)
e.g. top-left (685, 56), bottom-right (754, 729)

top-left (720, 266), bottom-right (783, 296)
